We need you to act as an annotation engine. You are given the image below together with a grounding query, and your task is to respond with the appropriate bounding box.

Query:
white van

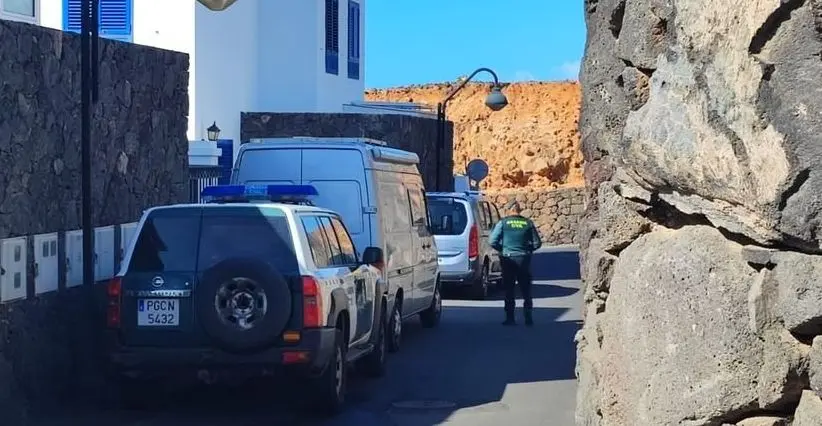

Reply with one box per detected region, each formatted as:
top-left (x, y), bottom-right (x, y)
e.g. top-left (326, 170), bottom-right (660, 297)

top-left (231, 137), bottom-right (442, 352)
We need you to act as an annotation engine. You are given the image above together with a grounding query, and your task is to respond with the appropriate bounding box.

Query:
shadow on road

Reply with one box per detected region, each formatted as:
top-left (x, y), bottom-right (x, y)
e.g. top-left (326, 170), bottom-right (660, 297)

top-left (31, 249), bottom-right (583, 426)
top-left (340, 302), bottom-right (581, 425)
top-left (488, 283), bottom-right (579, 300)
top-left (532, 249), bottom-right (581, 281)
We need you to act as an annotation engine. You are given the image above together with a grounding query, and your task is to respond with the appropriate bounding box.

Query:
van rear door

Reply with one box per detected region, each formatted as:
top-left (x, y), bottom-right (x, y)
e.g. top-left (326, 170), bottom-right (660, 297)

top-left (233, 146), bottom-right (371, 253)
top-left (301, 148), bottom-right (369, 252)
top-left (119, 207), bottom-right (206, 347)
top-left (232, 148), bottom-right (302, 185)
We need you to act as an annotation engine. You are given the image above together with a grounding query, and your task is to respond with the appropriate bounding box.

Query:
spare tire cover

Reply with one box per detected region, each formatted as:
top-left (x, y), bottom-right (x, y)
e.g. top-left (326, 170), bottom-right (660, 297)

top-left (196, 257), bottom-right (292, 352)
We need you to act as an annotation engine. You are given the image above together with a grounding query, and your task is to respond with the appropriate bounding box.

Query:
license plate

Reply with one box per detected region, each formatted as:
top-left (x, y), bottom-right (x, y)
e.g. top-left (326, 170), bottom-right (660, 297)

top-left (137, 298), bottom-right (179, 326)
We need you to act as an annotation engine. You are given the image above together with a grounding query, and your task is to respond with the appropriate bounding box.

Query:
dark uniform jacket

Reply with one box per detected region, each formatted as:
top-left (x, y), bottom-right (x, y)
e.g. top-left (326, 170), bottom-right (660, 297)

top-left (488, 215), bottom-right (542, 257)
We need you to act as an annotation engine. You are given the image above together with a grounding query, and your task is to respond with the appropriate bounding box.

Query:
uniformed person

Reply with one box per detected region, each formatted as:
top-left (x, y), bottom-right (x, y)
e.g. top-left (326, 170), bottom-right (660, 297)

top-left (489, 200), bottom-right (542, 326)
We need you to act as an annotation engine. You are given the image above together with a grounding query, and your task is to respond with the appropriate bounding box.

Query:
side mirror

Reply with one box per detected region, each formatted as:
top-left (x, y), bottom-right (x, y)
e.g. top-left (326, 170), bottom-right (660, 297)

top-left (362, 246), bottom-right (384, 266)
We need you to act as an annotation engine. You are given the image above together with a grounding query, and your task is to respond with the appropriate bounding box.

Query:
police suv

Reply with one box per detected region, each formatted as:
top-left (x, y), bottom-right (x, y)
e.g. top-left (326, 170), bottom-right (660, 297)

top-left (105, 184), bottom-right (387, 414)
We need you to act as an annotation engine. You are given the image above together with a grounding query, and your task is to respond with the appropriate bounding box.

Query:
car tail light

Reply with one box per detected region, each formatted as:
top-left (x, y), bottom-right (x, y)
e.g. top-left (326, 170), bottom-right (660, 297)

top-left (468, 224), bottom-right (479, 258)
top-left (107, 277), bottom-right (122, 328)
top-left (302, 276), bottom-right (324, 328)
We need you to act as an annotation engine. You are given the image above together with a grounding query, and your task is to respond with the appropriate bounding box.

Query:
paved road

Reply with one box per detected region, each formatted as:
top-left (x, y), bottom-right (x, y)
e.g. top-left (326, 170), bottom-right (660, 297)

top-left (34, 247), bottom-right (581, 426)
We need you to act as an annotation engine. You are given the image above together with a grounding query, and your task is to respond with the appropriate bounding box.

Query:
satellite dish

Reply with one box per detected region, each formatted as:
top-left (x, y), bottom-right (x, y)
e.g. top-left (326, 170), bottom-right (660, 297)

top-left (466, 159), bottom-right (489, 184)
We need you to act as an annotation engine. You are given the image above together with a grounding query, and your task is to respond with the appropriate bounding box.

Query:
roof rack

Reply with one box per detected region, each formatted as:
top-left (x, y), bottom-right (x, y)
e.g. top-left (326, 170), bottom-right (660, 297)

top-left (288, 136), bottom-right (388, 146)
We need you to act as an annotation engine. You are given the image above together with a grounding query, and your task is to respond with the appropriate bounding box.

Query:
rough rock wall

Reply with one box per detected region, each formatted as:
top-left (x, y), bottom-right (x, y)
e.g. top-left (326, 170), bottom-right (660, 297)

top-left (486, 188), bottom-right (585, 245)
top-left (240, 112), bottom-right (454, 192)
top-left (576, 0), bottom-right (822, 425)
top-left (366, 82), bottom-right (583, 190)
top-left (0, 20), bottom-right (188, 419)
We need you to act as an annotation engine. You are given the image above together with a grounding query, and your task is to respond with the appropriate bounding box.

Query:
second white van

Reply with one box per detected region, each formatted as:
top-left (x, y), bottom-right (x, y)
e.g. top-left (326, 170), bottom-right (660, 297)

top-left (231, 137), bottom-right (441, 352)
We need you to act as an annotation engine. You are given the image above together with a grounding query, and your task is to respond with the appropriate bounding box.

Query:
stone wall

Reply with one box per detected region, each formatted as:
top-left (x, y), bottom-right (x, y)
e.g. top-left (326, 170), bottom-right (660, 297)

top-left (0, 20), bottom-right (188, 417)
top-left (576, 0), bottom-right (822, 425)
top-left (485, 188), bottom-right (584, 246)
top-left (240, 112), bottom-right (454, 192)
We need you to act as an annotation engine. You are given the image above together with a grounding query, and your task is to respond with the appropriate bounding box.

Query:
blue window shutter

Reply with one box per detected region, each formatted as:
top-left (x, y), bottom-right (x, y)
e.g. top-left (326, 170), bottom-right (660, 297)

top-left (63, 0), bottom-right (133, 43)
top-left (325, 0), bottom-right (339, 75)
top-left (347, 1), bottom-right (360, 80)
top-left (100, 0), bottom-right (133, 42)
top-left (63, 0), bottom-right (82, 33)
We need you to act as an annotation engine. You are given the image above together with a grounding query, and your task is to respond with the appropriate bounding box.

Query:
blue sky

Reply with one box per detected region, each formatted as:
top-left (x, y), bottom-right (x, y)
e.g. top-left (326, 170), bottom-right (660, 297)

top-left (364, 0), bottom-right (586, 88)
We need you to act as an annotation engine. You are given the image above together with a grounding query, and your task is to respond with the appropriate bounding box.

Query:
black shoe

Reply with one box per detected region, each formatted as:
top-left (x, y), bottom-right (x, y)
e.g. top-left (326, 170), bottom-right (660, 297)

top-left (502, 319), bottom-right (517, 326)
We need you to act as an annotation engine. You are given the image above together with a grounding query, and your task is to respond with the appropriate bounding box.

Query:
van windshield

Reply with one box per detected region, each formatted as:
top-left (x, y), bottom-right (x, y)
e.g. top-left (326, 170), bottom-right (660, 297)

top-left (427, 197), bottom-right (468, 236)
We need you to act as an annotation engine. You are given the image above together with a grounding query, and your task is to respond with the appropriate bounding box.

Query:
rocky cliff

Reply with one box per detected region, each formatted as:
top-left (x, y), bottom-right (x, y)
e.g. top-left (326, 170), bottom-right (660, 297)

top-left (577, 0), bottom-right (822, 425)
top-left (365, 82), bottom-right (583, 190)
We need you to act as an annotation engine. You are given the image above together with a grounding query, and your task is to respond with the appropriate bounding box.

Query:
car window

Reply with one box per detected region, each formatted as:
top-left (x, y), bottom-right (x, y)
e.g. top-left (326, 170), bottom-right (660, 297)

top-left (198, 207), bottom-right (298, 273)
top-left (427, 197), bottom-right (468, 235)
top-left (407, 186), bottom-right (427, 227)
top-left (319, 216), bottom-right (345, 265)
top-left (301, 216), bottom-right (332, 268)
top-left (481, 202), bottom-right (494, 229)
top-left (379, 182), bottom-right (412, 233)
top-left (475, 201), bottom-right (488, 230)
top-left (330, 217), bottom-right (357, 264)
top-left (471, 202), bottom-right (485, 229)
top-left (128, 209), bottom-right (200, 273)
top-left (490, 203), bottom-right (501, 224)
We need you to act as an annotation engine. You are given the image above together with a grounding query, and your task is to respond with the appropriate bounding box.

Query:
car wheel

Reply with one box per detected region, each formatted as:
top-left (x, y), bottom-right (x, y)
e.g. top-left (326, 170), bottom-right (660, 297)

top-left (420, 279), bottom-right (442, 328)
top-left (472, 262), bottom-right (490, 300)
top-left (387, 300), bottom-right (402, 353)
top-left (358, 303), bottom-right (387, 377)
top-left (311, 329), bottom-right (347, 415)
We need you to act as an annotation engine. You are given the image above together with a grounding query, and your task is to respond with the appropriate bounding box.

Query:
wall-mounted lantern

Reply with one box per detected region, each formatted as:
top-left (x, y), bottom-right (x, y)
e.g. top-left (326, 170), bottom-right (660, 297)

top-left (196, 0), bottom-right (239, 11)
top-left (207, 122), bottom-right (221, 141)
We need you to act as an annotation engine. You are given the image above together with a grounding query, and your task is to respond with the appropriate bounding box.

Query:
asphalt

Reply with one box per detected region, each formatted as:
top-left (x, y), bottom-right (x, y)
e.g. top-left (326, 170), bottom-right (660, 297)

top-left (34, 247), bottom-right (582, 426)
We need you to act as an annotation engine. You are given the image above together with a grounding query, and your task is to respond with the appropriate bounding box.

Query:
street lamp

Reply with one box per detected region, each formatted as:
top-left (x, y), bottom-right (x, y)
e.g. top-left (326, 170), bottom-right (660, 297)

top-left (196, 0), bottom-right (239, 11)
top-left (206, 122), bottom-right (221, 141)
top-left (435, 67), bottom-right (508, 191)
top-left (79, 1), bottom-right (238, 288)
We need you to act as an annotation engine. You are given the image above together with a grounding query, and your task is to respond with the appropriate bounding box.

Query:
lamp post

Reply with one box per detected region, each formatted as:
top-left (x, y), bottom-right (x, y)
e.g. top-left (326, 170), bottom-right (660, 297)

top-left (435, 68), bottom-right (508, 191)
top-left (206, 122), bottom-right (221, 141)
top-left (78, 0), bottom-right (239, 288)
top-left (80, 0), bottom-right (99, 288)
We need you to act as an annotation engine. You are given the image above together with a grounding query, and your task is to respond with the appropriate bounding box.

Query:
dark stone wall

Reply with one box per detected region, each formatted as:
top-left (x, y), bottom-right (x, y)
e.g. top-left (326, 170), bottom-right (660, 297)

top-left (240, 112), bottom-right (454, 192)
top-left (0, 21), bottom-right (189, 239)
top-left (0, 20), bottom-right (189, 417)
top-left (487, 188), bottom-right (585, 245)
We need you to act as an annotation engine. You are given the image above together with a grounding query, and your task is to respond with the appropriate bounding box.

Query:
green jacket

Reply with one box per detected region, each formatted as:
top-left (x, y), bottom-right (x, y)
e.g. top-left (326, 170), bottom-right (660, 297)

top-left (489, 215), bottom-right (542, 257)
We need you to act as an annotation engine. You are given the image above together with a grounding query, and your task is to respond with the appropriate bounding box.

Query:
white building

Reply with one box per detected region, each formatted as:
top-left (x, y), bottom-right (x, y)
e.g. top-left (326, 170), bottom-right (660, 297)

top-left (3, 0), bottom-right (365, 155)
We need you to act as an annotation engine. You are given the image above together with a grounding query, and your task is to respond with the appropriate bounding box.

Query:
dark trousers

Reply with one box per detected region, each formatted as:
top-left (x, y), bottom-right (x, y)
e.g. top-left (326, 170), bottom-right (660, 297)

top-left (500, 255), bottom-right (533, 320)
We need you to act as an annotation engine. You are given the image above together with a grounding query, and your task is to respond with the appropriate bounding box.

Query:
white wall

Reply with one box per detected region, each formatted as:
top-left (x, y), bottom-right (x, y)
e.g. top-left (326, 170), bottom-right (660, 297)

top-left (254, 0), bottom-right (319, 112)
top-left (37, 0), bottom-right (366, 156)
top-left (315, 0), bottom-right (365, 112)
top-left (133, 0), bottom-right (197, 140)
top-left (40, 0), bottom-right (62, 29)
top-left (193, 0), bottom-right (258, 150)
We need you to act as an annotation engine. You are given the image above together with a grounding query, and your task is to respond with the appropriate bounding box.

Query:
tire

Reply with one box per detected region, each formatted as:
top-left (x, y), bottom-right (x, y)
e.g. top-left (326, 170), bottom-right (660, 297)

top-left (420, 279), bottom-right (442, 328)
top-left (311, 329), bottom-right (348, 415)
top-left (357, 302), bottom-right (387, 377)
top-left (387, 299), bottom-right (402, 353)
top-left (472, 262), bottom-right (490, 300)
top-left (196, 257), bottom-right (292, 353)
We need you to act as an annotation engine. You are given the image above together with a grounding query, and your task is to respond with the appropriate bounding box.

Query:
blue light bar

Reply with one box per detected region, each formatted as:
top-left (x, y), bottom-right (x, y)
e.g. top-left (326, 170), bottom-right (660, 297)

top-left (200, 184), bottom-right (319, 203)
